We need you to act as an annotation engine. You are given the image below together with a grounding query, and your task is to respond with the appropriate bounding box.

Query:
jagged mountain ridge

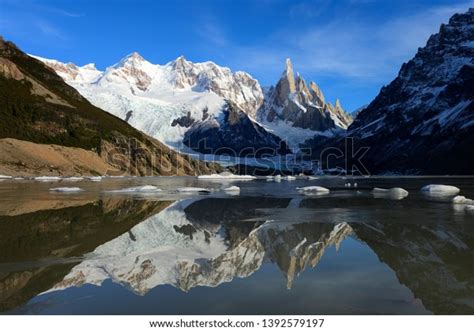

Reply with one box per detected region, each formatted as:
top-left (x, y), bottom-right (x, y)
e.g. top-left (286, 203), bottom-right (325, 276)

top-left (37, 54), bottom-right (350, 155)
top-left (36, 53), bottom-right (286, 156)
top-left (259, 58), bottom-right (353, 132)
top-left (309, 9), bottom-right (474, 175)
top-left (0, 37), bottom-right (221, 176)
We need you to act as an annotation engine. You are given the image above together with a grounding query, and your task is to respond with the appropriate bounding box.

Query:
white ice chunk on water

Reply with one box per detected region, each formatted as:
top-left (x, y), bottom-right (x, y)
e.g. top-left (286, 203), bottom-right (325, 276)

top-left (421, 184), bottom-right (460, 196)
top-left (87, 176), bottom-right (103, 182)
top-left (296, 186), bottom-right (330, 195)
top-left (49, 187), bottom-right (84, 193)
top-left (198, 172), bottom-right (255, 180)
top-left (223, 185), bottom-right (240, 196)
top-left (452, 195), bottom-right (474, 205)
top-left (274, 175), bottom-right (282, 182)
top-left (176, 187), bottom-right (211, 193)
top-left (108, 185), bottom-right (162, 193)
top-left (223, 185), bottom-right (240, 192)
top-left (284, 176), bottom-right (296, 181)
top-left (372, 187), bottom-right (409, 200)
top-left (34, 176), bottom-right (62, 181)
top-left (0, 174), bottom-right (12, 179)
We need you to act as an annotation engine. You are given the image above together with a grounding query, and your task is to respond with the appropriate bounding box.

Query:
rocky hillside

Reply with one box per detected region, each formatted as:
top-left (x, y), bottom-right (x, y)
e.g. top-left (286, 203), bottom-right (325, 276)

top-left (309, 9), bottom-right (474, 175)
top-left (0, 37), bottom-right (221, 176)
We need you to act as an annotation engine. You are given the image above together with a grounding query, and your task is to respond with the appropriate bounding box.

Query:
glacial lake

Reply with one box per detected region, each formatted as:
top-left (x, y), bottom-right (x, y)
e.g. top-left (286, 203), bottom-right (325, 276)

top-left (0, 176), bottom-right (473, 315)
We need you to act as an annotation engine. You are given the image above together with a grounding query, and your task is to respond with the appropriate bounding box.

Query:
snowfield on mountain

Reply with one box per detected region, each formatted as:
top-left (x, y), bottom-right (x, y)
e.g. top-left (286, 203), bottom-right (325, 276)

top-left (35, 54), bottom-right (352, 156)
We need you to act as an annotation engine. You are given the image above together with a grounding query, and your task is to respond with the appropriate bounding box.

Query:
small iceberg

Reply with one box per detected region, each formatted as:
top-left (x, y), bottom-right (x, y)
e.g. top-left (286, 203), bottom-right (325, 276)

top-left (372, 187), bottom-right (409, 200)
top-left (49, 187), bottom-right (84, 193)
top-left (453, 195), bottom-right (474, 205)
top-left (296, 186), bottom-right (330, 195)
top-left (87, 176), bottom-right (102, 182)
top-left (176, 187), bottom-right (211, 194)
top-left (223, 185), bottom-right (240, 196)
top-left (107, 185), bottom-right (162, 193)
top-left (198, 172), bottom-right (255, 180)
top-left (283, 176), bottom-right (296, 181)
top-left (34, 176), bottom-right (61, 181)
top-left (0, 174), bottom-right (12, 179)
top-left (223, 185), bottom-right (240, 192)
top-left (274, 175), bottom-right (282, 182)
top-left (421, 184), bottom-right (460, 196)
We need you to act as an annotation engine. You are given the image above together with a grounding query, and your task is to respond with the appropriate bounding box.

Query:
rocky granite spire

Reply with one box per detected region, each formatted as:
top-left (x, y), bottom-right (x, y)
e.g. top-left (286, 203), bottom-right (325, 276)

top-left (260, 58), bottom-right (353, 133)
top-left (275, 58), bottom-right (296, 106)
top-left (309, 81), bottom-right (325, 106)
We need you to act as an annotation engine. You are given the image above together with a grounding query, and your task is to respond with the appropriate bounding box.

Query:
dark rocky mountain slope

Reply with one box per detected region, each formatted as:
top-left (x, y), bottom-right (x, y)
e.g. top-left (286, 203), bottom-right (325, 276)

top-left (308, 9), bottom-right (474, 175)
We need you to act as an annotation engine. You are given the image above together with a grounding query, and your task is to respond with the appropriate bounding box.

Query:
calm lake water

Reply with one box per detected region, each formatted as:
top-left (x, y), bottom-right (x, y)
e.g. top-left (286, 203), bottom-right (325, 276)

top-left (0, 176), bottom-right (473, 315)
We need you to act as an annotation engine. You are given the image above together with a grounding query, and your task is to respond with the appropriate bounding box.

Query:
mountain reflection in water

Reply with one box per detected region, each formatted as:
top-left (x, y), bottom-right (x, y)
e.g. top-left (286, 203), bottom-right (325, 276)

top-left (1, 184), bottom-right (473, 314)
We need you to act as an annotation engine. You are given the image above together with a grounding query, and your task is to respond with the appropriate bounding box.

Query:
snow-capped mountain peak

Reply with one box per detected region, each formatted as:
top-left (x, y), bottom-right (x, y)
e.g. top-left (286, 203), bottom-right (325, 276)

top-left (113, 51), bottom-right (147, 68)
top-left (258, 58), bottom-right (353, 135)
top-left (82, 63), bottom-right (97, 70)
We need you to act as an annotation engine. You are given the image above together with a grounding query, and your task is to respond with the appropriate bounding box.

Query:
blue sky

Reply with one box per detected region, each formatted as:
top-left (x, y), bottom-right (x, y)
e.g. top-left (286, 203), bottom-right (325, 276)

top-left (1, 0), bottom-right (473, 111)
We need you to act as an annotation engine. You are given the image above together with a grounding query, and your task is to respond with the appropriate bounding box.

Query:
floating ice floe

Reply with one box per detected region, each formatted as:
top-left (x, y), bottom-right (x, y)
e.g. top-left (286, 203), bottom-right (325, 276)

top-left (49, 187), bottom-right (84, 193)
top-left (176, 187), bottom-right (211, 193)
top-left (223, 185), bottom-right (240, 192)
top-left (34, 176), bottom-right (61, 181)
top-left (421, 184), bottom-right (460, 196)
top-left (296, 186), bottom-right (330, 195)
top-left (274, 175), bottom-right (282, 182)
top-left (452, 195), bottom-right (474, 205)
top-left (223, 185), bottom-right (240, 196)
top-left (372, 187), bottom-right (409, 200)
top-left (198, 172), bottom-right (255, 180)
top-left (0, 175), bottom-right (12, 179)
top-left (107, 185), bottom-right (162, 193)
top-left (283, 176), bottom-right (296, 181)
top-left (307, 176), bottom-right (319, 180)
top-left (87, 176), bottom-right (103, 182)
